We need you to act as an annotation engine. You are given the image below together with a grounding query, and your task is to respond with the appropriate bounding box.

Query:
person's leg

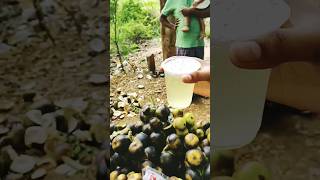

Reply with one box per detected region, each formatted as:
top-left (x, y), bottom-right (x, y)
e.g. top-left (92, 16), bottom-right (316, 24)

top-left (182, 16), bottom-right (191, 32)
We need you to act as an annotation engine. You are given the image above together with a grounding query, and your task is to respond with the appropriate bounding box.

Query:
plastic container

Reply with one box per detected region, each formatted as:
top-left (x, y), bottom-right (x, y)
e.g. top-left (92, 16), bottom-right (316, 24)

top-left (161, 56), bottom-right (201, 109)
top-left (212, 0), bottom-right (291, 149)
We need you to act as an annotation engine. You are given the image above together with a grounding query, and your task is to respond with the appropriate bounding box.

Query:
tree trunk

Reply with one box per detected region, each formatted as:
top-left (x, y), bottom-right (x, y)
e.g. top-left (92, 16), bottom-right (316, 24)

top-left (160, 0), bottom-right (176, 60)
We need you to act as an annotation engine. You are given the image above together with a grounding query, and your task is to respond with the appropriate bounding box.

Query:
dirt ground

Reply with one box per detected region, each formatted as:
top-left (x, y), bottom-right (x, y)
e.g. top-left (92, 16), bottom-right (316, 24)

top-left (111, 39), bottom-right (320, 180)
top-left (110, 38), bottom-right (210, 126)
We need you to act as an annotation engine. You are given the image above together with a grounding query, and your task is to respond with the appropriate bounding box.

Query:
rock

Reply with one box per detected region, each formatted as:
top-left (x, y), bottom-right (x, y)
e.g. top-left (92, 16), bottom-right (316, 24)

top-left (89, 38), bottom-right (105, 53)
top-left (117, 101), bottom-right (125, 108)
top-left (5, 173), bottom-right (23, 180)
top-left (0, 100), bottom-right (14, 112)
top-left (72, 130), bottom-right (92, 142)
top-left (8, 27), bottom-right (34, 45)
top-left (88, 74), bottom-right (108, 85)
top-left (146, 75), bottom-right (152, 80)
top-left (21, 7), bottom-right (36, 21)
top-left (137, 74), bottom-right (144, 79)
top-left (54, 164), bottom-right (76, 176)
top-left (0, 43), bottom-right (12, 54)
top-left (31, 168), bottom-right (47, 179)
top-left (138, 85), bottom-right (145, 89)
top-left (41, 113), bottom-right (56, 128)
top-left (54, 98), bottom-right (88, 113)
top-left (30, 98), bottom-right (56, 114)
top-left (113, 110), bottom-right (122, 117)
top-left (128, 92), bottom-right (138, 99)
top-left (26, 110), bottom-right (43, 125)
top-left (0, 126), bottom-right (9, 135)
top-left (10, 155), bottom-right (36, 174)
top-left (25, 126), bottom-right (48, 146)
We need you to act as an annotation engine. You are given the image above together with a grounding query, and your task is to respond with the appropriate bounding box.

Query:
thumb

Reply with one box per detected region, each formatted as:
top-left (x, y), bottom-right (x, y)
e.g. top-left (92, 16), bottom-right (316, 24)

top-left (182, 70), bottom-right (210, 83)
top-left (230, 27), bottom-right (320, 69)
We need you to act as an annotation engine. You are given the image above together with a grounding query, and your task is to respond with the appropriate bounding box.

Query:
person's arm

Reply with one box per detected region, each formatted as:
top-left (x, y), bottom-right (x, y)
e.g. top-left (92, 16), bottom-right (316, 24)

top-left (160, 15), bottom-right (176, 30)
top-left (181, 6), bottom-right (210, 18)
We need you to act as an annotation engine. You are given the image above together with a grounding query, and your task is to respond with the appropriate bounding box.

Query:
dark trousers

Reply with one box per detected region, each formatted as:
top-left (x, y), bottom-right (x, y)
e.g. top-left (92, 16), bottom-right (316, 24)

top-left (176, 46), bottom-right (204, 60)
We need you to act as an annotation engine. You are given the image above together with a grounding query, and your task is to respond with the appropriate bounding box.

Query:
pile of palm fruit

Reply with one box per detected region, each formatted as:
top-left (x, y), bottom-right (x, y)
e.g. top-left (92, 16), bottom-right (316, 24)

top-left (110, 104), bottom-right (210, 179)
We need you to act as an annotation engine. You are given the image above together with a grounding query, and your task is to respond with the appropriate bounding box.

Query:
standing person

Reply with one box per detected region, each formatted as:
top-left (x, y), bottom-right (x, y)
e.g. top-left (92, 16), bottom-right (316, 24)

top-left (160, 0), bottom-right (205, 59)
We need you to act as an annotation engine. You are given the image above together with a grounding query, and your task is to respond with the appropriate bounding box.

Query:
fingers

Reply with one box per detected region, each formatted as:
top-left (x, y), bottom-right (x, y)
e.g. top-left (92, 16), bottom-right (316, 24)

top-left (182, 70), bottom-right (210, 83)
top-left (230, 28), bottom-right (320, 69)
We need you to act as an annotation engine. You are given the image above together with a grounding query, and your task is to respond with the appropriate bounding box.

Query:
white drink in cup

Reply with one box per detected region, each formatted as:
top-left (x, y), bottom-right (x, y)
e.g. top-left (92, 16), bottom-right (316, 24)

top-left (161, 56), bottom-right (201, 109)
top-left (212, 0), bottom-right (291, 149)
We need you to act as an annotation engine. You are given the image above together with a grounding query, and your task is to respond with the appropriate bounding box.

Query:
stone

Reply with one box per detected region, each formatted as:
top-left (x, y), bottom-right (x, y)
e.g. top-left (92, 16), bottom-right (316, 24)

top-left (25, 126), bottom-right (48, 146)
top-left (138, 85), bottom-right (145, 89)
top-left (31, 168), bottom-right (47, 179)
top-left (10, 155), bottom-right (36, 174)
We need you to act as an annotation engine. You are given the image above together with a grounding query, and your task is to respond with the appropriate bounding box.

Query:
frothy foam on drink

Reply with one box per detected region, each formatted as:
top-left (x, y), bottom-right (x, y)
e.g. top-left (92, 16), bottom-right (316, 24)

top-left (162, 56), bottom-right (201, 75)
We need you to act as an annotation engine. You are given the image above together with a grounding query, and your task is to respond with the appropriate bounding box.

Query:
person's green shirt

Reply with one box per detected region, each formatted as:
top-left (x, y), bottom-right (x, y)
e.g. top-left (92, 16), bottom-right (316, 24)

top-left (161, 0), bottom-right (205, 48)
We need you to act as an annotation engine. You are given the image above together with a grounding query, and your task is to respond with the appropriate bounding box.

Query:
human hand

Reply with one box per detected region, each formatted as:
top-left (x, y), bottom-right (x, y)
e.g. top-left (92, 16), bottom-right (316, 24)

top-left (200, 33), bottom-right (206, 40)
top-left (229, 25), bottom-right (320, 69)
top-left (182, 60), bottom-right (210, 83)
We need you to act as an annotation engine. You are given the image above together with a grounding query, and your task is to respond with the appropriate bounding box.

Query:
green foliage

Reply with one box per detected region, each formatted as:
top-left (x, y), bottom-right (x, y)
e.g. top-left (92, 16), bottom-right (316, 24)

top-left (110, 0), bottom-right (160, 56)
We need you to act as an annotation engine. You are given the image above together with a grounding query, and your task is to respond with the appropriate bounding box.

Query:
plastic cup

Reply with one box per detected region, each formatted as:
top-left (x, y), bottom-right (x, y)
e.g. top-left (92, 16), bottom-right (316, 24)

top-left (212, 0), bottom-right (291, 149)
top-left (161, 56), bottom-right (201, 109)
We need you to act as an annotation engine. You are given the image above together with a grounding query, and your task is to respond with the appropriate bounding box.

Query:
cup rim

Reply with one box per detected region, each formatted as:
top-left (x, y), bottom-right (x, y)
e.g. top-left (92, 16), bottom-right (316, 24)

top-left (161, 56), bottom-right (202, 75)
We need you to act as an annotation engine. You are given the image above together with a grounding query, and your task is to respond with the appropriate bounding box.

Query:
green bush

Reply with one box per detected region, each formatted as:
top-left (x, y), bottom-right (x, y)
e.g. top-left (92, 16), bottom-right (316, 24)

top-left (110, 0), bottom-right (160, 57)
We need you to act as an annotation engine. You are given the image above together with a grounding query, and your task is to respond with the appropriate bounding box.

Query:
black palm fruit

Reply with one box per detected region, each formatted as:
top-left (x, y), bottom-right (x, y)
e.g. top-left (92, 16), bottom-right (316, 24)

top-left (140, 104), bottom-right (156, 123)
top-left (111, 135), bottom-right (131, 153)
top-left (156, 104), bottom-right (171, 122)
top-left (129, 121), bottom-right (144, 135)
top-left (149, 117), bottom-right (163, 131)
top-left (135, 132), bottom-right (149, 147)
top-left (144, 146), bottom-right (158, 163)
top-left (166, 133), bottom-right (182, 151)
top-left (150, 132), bottom-right (165, 149)
top-left (128, 139), bottom-right (144, 157)
top-left (110, 152), bottom-right (125, 170)
top-left (160, 151), bottom-right (178, 176)
top-left (142, 124), bottom-right (152, 135)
